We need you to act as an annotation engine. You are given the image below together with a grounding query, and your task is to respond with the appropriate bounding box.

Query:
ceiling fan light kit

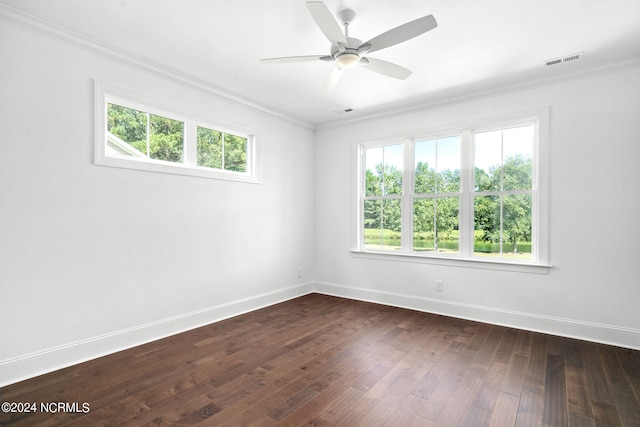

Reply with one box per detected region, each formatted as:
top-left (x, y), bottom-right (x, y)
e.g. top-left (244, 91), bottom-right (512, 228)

top-left (260, 1), bottom-right (438, 91)
top-left (336, 53), bottom-right (359, 69)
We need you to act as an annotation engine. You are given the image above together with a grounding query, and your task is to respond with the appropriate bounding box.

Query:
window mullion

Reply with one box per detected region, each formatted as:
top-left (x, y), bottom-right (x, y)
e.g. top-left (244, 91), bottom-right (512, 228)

top-left (221, 132), bottom-right (226, 170)
top-left (357, 145), bottom-right (365, 250)
top-left (184, 121), bottom-right (197, 167)
top-left (145, 113), bottom-right (151, 157)
top-left (532, 117), bottom-right (541, 263)
top-left (460, 129), bottom-right (473, 258)
top-left (401, 138), bottom-right (414, 254)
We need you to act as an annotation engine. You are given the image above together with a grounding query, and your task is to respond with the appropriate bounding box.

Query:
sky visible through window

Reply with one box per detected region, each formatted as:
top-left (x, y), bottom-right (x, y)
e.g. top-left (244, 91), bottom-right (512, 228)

top-left (415, 136), bottom-right (460, 178)
top-left (475, 125), bottom-right (533, 174)
top-left (365, 127), bottom-right (532, 184)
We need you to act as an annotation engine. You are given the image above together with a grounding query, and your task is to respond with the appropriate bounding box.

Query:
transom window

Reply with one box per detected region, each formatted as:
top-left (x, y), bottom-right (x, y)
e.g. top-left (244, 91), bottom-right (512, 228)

top-left (358, 116), bottom-right (547, 265)
top-left (196, 127), bottom-right (248, 172)
top-left (95, 83), bottom-right (259, 183)
top-left (107, 103), bottom-right (186, 163)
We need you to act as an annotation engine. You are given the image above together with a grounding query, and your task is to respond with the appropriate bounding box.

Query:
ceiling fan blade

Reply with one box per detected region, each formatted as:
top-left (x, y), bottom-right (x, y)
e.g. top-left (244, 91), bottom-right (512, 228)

top-left (306, 1), bottom-right (348, 46)
top-left (322, 66), bottom-right (343, 92)
top-left (357, 43), bottom-right (372, 55)
top-left (260, 55), bottom-right (332, 64)
top-left (360, 57), bottom-right (412, 80)
top-left (363, 15), bottom-right (437, 54)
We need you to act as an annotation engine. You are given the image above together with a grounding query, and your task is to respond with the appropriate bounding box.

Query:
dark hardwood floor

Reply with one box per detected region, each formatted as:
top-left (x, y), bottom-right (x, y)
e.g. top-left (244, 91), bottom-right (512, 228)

top-left (1, 293), bottom-right (639, 426)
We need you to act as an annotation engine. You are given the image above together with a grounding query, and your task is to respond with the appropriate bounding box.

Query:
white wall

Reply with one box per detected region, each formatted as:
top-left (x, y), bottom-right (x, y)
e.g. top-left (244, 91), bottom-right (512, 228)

top-left (2, 14), bottom-right (639, 388)
top-left (0, 22), bottom-right (315, 385)
top-left (314, 66), bottom-right (640, 350)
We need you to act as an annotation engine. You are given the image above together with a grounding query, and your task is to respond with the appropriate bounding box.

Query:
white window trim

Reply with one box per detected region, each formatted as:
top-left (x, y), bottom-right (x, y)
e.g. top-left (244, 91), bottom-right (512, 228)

top-left (352, 108), bottom-right (551, 273)
top-left (94, 81), bottom-right (260, 183)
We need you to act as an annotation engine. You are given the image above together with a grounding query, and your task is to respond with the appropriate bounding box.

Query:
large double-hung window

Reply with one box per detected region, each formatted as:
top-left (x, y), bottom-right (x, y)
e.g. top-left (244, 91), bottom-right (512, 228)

top-left (357, 114), bottom-right (549, 268)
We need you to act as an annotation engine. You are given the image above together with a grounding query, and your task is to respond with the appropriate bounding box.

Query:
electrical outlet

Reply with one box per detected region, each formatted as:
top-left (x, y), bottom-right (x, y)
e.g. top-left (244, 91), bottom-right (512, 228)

top-left (297, 269), bottom-right (303, 279)
top-left (435, 280), bottom-right (443, 292)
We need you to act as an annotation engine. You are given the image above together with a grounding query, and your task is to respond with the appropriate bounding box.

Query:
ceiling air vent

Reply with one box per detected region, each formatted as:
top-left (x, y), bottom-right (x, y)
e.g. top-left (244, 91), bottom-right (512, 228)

top-left (545, 52), bottom-right (584, 66)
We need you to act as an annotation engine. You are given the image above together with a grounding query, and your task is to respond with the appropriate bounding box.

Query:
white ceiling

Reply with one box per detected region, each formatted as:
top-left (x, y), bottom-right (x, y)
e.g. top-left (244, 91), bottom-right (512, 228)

top-left (2, 0), bottom-right (640, 127)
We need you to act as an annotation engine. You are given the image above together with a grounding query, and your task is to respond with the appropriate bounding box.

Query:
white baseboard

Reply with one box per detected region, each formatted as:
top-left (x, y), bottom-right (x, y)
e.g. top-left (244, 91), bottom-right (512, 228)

top-left (313, 281), bottom-right (640, 351)
top-left (3, 280), bottom-right (637, 388)
top-left (0, 282), bottom-right (314, 388)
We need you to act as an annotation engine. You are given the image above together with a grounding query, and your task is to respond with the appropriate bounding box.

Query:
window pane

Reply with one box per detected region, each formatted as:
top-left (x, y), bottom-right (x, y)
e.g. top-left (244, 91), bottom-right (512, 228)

top-left (197, 128), bottom-right (248, 172)
top-left (503, 125), bottom-right (533, 191)
top-left (475, 125), bottom-right (533, 192)
top-left (197, 127), bottom-right (222, 169)
top-left (473, 194), bottom-right (532, 259)
top-left (474, 195), bottom-right (501, 256)
top-left (413, 198), bottom-right (435, 252)
top-left (414, 140), bottom-right (436, 194)
top-left (106, 103), bottom-right (184, 163)
top-left (382, 145), bottom-right (403, 195)
top-left (415, 136), bottom-right (460, 194)
top-left (437, 137), bottom-right (461, 193)
top-left (106, 103), bottom-right (149, 157)
top-left (149, 114), bottom-right (183, 163)
top-left (364, 199), bottom-right (401, 251)
top-left (223, 133), bottom-right (248, 172)
top-left (474, 130), bottom-right (502, 191)
top-left (503, 194), bottom-right (532, 259)
top-left (364, 145), bottom-right (403, 197)
top-left (365, 147), bottom-right (383, 196)
top-left (413, 197), bottom-right (459, 253)
top-left (436, 197), bottom-right (459, 253)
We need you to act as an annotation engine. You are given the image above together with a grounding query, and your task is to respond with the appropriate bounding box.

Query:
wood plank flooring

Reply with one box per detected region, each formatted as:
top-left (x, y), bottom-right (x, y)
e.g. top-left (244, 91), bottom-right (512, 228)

top-left (1, 293), bottom-right (639, 426)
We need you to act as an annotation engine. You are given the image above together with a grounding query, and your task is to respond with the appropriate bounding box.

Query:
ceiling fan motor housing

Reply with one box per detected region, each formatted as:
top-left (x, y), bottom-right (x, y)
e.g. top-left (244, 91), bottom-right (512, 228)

top-left (331, 37), bottom-right (369, 69)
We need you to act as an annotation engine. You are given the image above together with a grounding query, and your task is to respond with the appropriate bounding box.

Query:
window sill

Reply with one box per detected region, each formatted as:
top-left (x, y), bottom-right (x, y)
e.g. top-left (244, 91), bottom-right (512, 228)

top-left (95, 156), bottom-right (261, 184)
top-left (350, 250), bottom-right (551, 274)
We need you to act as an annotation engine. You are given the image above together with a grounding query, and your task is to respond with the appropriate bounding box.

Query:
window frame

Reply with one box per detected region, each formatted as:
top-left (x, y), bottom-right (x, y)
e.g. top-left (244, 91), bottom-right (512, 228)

top-left (94, 82), bottom-right (260, 183)
top-left (361, 140), bottom-right (406, 252)
top-left (353, 109), bottom-right (550, 273)
top-left (411, 133), bottom-right (464, 256)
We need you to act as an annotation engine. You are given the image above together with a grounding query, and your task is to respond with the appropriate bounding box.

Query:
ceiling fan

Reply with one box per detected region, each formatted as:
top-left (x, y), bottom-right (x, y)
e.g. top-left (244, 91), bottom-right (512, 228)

top-left (260, 1), bottom-right (438, 91)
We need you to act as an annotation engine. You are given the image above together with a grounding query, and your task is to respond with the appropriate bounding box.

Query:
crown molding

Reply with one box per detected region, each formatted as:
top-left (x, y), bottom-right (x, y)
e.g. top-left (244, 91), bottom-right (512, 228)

top-left (2, 3), bottom-right (638, 132)
top-left (0, 3), bottom-right (314, 130)
top-left (316, 55), bottom-right (640, 129)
